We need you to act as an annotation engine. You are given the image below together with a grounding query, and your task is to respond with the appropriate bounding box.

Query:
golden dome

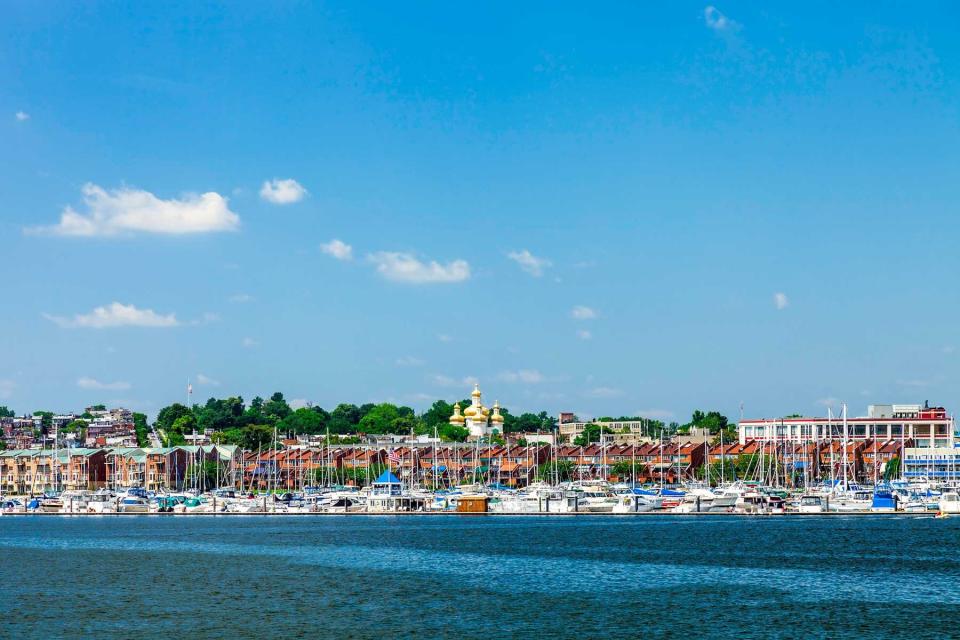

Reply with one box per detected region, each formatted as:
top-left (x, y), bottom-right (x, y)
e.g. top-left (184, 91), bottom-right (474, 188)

top-left (491, 400), bottom-right (504, 423)
top-left (471, 384), bottom-right (482, 398)
top-left (450, 402), bottom-right (465, 424)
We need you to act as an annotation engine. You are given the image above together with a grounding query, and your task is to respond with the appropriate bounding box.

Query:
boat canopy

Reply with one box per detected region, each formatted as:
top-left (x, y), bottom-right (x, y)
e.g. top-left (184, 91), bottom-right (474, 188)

top-left (374, 470), bottom-right (402, 484)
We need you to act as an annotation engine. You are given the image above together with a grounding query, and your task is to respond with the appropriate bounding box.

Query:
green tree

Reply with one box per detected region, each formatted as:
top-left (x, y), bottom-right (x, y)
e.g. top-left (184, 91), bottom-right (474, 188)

top-left (196, 396), bottom-right (246, 432)
top-left (280, 407), bottom-right (327, 435)
top-left (328, 403), bottom-right (362, 434)
top-left (33, 411), bottom-right (53, 435)
top-left (573, 423), bottom-right (614, 446)
top-left (421, 400), bottom-right (454, 430)
top-left (438, 424), bottom-right (469, 442)
top-left (155, 403), bottom-right (193, 433)
top-left (0, 406), bottom-right (14, 418)
top-left (133, 412), bottom-right (149, 447)
top-left (263, 392), bottom-right (292, 421)
top-left (239, 425), bottom-right (275, 450)
top-left (61, 419), bottom-right (88, 434)
top-left (358, 403), bottom-right (400, 434)
top-left (611, 460), bottom-right (645, 481)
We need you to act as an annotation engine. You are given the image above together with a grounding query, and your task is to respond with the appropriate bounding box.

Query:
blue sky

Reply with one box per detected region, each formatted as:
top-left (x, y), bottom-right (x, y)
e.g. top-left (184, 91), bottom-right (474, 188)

top-left (2, 2), bottom-right (959, 421)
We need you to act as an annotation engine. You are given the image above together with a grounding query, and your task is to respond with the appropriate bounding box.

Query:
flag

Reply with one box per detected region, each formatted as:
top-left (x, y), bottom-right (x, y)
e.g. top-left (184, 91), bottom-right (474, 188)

top-left (388, 450), bottom-right (401, 464)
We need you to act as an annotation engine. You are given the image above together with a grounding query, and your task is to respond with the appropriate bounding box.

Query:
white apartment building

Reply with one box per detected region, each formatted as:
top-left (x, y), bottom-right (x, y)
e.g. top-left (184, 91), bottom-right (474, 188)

top-left (738, 404), bottom-right (955, 448)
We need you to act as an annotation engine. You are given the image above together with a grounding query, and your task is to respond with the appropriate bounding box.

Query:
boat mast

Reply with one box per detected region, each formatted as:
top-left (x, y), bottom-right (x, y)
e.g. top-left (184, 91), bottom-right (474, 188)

top-left (841, 403), bottom-right (849, 492)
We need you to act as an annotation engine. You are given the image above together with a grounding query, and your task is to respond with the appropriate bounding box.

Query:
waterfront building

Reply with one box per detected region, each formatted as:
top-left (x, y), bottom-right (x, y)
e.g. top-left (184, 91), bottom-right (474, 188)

top-left (0, 448), bottom-right (108, 493)
top-left (903, 447), bottom-right (960, 481)
top-left (449, 383), bottom-right (504, 439)
top-left (737, 404), bottom-right (954, 448)
top-left (557, 416), bottom-right (661, 445)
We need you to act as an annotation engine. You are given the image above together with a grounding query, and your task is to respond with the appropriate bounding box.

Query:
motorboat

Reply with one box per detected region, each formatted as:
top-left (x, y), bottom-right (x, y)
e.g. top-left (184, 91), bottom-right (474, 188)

top-left (939, 491), bottom-right (960, 514)
top-left (797, 495), bottom-right (824, 514)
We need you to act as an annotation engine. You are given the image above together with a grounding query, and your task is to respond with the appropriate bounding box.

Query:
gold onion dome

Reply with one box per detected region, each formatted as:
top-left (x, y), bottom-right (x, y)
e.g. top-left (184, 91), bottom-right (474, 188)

top-left (450, 402), bottom-right (465, 424)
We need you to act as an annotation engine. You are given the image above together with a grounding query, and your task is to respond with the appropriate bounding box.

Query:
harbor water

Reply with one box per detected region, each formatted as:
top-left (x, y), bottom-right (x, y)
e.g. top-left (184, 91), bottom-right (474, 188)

top-left (1, 515), bottom-right (958, 638)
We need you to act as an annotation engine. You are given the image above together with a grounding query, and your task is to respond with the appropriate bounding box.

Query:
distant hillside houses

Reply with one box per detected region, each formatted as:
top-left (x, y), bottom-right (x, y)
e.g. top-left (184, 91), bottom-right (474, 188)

top-left (1, 406), bottom-right (138, 450)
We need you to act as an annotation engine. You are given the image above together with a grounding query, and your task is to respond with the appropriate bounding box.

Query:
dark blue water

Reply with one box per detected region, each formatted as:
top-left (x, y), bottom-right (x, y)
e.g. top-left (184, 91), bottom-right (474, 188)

top-left (1, 515), bottom-right (957, 638)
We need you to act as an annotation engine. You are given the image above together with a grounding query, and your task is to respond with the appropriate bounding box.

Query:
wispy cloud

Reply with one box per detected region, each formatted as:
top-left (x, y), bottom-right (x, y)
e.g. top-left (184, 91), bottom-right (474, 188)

top-left (28, 183), bottom-right (239, 237)
top-left (498, 369), bottom-right (544, 384)
top-left (773, 292), bottom-right (789, 310)
top-left (704, 5), bottom-right (738, 32)
top-left (77, 377), bottom-right (131, 391)
top-left (229, 293), bottom-right (254, 303)
top-left (241, 337), bottom-right (259, 348)
top-left (321, 239), bottom-right (353, 261)
top-left (15, 111), bottom-right (30, 122)
top-left (44, 302), bottom-right (179, 329)
top-left (0, 379), bottom-right (15, 399)
top-left (437, 334), bottom-right (453, 343)
top-left (585, 386), bottom-right (624, 398)
top-left (195, 373), bottom-right (220, 387)
top-left (577, 329), bottom-right (592, 340)
top-left (259, 178), bottom-right (307, 204)
top-left (368, 252), bottom-right (470, 284)
top-left (897, 379), bottom-right (930, 388)
top-left (431, 374), bottom-right (478, 388)
top-left (395, 356), bottom-right (425, 367)
top-left (816, 397), bottom-right (839, 409)
top-left (507, 249), bottom-right (551, 277)
top-left (571, 305), bottom-right (598, 320)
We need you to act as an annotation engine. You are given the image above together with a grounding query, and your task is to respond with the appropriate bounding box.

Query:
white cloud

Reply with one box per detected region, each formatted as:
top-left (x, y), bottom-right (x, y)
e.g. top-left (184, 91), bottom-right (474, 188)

top-left (507, 249), bottom-right (551, 277)
top-left (44, 302), bottom-right (179, 329)
top-left (897, 379), bottom-right (929, 388)
top-left (229, 293), bottom-right (254, 303)
top-left (77, 377), bottom-right (131, 391)
top-left (289, 398), bottom-right (313, 410)
top-left (15, 111), bottom-right (30, 121)
top-left (195, 373), bottom-right (220, 387)
top-left (259, 178), bottom-right (307, 204)
top-left (0, 379), bottom-right (14, 399)
top-left (368, 252), bottom-right (470, 284)
top-left (431, 374), bottom-right (477, 388)
top-left (437, 334), bottom-right (453, 343)
top-left (321, 239), bottom-right (353, 261)
top-left (396, 356), bottom-right (425, 367)
top-left (704, 5), bottom-right (737, 31)
top-left (585, 386), bottom-right (624, 398)
top-left (943, 345), bottom-right (956, 355)
top-left (637, 409), bottom-right (675, 420)
top-left (577, 329), bottom-right (593, 340)
top-left (241, 337), bottom-right (259, 348)
top-left (773, 292), bottom-right (789, 310)
top-left (192, 312), bottom-right (220, 326)
top-left (29, 183), bottom-right (239, 237)
top-left (816, 397), bottom-right (839, 409)
top-left (571, 305), bottom-right (597, 320)
top-left (498, 369), bottom-right (544, 384)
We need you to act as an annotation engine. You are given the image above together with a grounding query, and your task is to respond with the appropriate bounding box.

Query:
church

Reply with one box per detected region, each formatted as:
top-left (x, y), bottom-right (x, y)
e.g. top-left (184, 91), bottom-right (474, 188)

top-left (449, 383), bottom-right (504, 439)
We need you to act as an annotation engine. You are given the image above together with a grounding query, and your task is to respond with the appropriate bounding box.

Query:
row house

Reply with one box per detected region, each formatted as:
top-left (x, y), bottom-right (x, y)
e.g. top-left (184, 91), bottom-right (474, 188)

top-left (0, 449), bottom-right (108, 494)
top-left (106, 446), bottom-right (239, 490)
top-left (705, 438), bottom-right (912, 485)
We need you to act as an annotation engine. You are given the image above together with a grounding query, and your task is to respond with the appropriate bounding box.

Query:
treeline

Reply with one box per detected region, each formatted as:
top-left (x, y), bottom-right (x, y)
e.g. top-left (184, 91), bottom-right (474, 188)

top-left (153, 393), bottom-right (559, 449)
